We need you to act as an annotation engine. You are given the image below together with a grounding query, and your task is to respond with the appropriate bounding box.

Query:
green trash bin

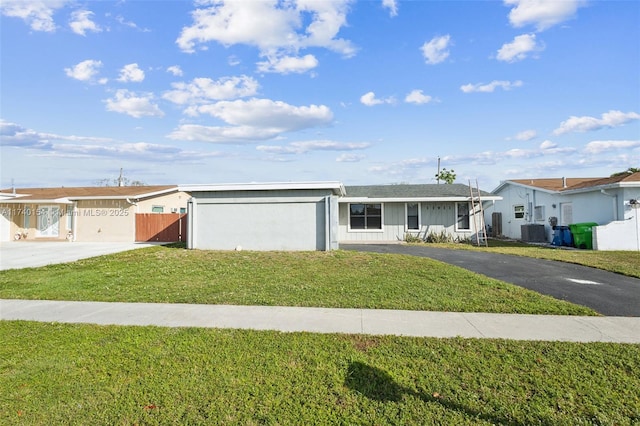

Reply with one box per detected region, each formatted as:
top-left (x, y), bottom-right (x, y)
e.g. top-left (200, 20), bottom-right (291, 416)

top-left (568, 222), bottom-right (598, 249)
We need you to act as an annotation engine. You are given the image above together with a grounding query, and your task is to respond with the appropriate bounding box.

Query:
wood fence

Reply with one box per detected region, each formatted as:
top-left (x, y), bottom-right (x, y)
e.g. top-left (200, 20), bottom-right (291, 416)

top-left (135, 213), bottom-right (187, 242)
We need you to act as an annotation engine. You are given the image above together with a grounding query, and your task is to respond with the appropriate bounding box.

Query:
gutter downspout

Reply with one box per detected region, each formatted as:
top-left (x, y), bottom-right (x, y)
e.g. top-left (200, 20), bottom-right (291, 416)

top-left (600, 190), bottom-right (618, 220)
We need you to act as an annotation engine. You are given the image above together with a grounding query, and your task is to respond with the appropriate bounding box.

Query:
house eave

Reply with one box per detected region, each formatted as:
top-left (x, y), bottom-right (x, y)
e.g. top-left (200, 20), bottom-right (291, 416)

top-left (0, 198), bottom-right (74, 204)
top-left (339, 196), bottom-right (501, 203)
top-left (560, 181), bottom-right (640, 195)
top-left (180, 181), bottom-right (346, 196)
top-left (492, 181), bottom-right (558, 194)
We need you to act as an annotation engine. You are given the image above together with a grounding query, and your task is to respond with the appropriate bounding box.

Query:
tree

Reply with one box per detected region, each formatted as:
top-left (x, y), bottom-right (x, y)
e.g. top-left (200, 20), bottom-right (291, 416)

top-left (94, 169), bottom-right (146, 186)
top-left (435, 168), bottom-right (456, 184)
top-left (610, 167), bottom-right (639, 177)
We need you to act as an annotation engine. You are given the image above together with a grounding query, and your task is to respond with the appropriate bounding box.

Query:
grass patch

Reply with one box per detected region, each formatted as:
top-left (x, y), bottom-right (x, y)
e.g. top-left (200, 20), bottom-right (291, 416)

top-left (422, 240), bottom-right (640, 279)
top-left (0, 246), bottom-right (594, 315)
top-left (2, 321), bottom-right (639, 425)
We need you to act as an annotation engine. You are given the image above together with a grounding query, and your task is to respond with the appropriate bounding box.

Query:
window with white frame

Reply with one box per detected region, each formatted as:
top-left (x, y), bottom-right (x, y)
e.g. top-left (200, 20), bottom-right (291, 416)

top-left (456, 202), bottom-right (470, 231)
top-left (514, 204), bottom-right (525, 219)
top-left (534, 205), bottom-right (545, 221)
top-left (349, 203), bottom-right (382, 230)
top-left (151, 206), bottom-right (164, 213)
top-left (406, 203), bottom-right (420, 231)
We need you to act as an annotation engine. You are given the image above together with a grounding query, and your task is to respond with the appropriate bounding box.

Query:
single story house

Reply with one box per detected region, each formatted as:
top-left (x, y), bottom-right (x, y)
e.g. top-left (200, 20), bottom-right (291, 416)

top-left (485, 172), bottom-right (640, 250)
top-left (0, 185), bottom-right (189, 243)
top-left (181, 182), bottom-right (344, 251)
top-left (181, 181), bottom-right (500, 251)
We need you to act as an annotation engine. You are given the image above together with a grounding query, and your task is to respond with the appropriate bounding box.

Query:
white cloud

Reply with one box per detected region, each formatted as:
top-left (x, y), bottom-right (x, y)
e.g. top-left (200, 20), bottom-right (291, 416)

top-left (404, 89), bottom-right (433, 105)
top-left (382, 0), bottom-right (398, 17)
top-left (505, 0), bottom-right (586, 31)
top-left (360, 91), bottom-right (395, 106)
top-left (167, 124), bottom-right (280, 143)
top-left (163, 76), bottom-right (259, 105)
top-left (0, 0), bottom-right (67, 32)
top-left (194, 98), bottom-right (333, 130)
top-left (539, 140), bottom-right (556, 150)
top-left (176, 0), bottom-right (356, 68)
top-left (168, 98), bottom-right (333, 143)
top-left (256, 140), bottom-right (370, 154)
top-left (117, 63), bottom-right (145, 83)
top-left (64, 59), bottom-right (104, 82)
top-left (460, 80), bottom-right (523, 93)
top-left (584, 140), bottom-right (640, 154)
top-left (104, 90), bottom-right (164, 118)
top-left (554, 110), bottom-right (640, 135)
top-left (421, 35), bottom-right (451, 65)
top-left (69, 9), bottom-right (101, 36)
top-left (336, 153), bottom-right (365, 162)
top-left (496, 33), bottom-right (543, 62)
top-left (257, 54), bottom-right (319, 74)
top-left (167, 66), bottom-right (183, 77)
top-left (115, 15), bottom-right (150, 32)
top-left (513, 129), bottom-right (537, 141)
top-left (1, 119), bottom-right (218, 162)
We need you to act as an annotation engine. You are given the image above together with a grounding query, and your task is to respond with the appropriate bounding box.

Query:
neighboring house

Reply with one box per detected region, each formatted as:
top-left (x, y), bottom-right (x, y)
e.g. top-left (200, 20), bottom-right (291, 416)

top-left (485, 172), bottom-right (640, 250)
top-left (0, 186), bottom-right (189, 242)
top-left (181, 181), bottom-right (500, 251)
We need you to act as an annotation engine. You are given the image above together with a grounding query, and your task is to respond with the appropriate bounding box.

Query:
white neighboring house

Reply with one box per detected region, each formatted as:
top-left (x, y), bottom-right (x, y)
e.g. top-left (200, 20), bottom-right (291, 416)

top-left (485, 172), bottom-right (640, 250)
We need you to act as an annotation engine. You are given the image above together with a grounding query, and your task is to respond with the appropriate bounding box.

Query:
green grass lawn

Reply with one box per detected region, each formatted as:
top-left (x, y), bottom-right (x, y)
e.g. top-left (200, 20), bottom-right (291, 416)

top-left (1, 321), bottom-right (638, 425)
top-left (0, 245), bottom-right (595, 315)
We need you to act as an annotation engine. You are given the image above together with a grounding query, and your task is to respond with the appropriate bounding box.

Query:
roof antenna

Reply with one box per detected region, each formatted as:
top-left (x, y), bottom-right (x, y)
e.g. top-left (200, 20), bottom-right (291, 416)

top-left (436, 156), bottom-right (441, 184)
top-left (11, 178), bottom-right (15, 195)
top-left (118, 168), bottom-right (124, 187)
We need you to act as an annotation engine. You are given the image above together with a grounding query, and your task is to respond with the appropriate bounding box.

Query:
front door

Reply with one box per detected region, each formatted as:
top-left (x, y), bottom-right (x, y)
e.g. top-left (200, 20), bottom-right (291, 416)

top-left (37, 206), bottom-right (60, 238)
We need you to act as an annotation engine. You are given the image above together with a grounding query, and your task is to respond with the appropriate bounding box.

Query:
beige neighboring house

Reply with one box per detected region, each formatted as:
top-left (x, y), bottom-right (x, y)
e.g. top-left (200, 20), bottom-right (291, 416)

top-left (0, 186), bottom-right (189, 243)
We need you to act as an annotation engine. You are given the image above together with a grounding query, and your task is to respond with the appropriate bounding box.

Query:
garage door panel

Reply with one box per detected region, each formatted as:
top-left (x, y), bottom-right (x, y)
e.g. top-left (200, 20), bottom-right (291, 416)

top-left (196, 202), bottom-right (325, 250)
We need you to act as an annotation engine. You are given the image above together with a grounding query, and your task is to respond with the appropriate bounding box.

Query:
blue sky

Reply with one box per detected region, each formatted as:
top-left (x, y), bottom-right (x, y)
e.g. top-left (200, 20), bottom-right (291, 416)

top-left (1, 0), bottom-right (638, 190)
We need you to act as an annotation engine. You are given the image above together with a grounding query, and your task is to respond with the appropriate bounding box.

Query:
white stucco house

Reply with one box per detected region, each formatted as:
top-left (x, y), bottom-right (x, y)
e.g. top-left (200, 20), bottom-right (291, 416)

top-left (485, 172), bottom-right (640, 250)
top-left (181, 181), bottom-right (500, 251)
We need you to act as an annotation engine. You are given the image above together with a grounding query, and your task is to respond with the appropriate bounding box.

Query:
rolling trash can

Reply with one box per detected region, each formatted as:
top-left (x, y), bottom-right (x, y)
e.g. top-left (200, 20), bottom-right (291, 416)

top-left (552, 225), bottom-right (572, 247)
top-left (568, 222), bottom-right (598, 249)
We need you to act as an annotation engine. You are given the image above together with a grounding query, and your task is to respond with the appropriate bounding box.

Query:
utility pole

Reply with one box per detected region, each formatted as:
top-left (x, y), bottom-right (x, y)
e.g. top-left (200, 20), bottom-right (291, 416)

top-left (436, 157), bottom-right (441, 184)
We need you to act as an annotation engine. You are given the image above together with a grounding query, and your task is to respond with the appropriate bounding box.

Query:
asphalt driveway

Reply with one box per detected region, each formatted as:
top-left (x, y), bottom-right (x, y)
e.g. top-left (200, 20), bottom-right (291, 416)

top-left (0, 241), bottom-right (161, 270)
top-left (341, 244), bottom-right (640, 317)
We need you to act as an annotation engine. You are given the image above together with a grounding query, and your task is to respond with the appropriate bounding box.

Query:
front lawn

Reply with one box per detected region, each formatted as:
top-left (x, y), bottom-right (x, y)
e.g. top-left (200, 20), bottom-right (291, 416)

top-left (0, 245), bottom-right (595, 315)
top-left (1, 321), bottom-right (638, 425)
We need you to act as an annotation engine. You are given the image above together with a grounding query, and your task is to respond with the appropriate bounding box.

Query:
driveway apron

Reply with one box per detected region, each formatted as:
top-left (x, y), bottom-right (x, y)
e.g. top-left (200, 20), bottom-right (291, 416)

top-left (341, 244), bottom-right (640, 317)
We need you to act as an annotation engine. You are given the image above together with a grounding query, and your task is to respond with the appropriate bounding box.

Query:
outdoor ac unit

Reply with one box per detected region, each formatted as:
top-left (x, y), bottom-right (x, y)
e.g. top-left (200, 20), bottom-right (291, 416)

top-left (521, 224), bottom-right (546, 242)
top-left (171, 208), bottom-right (178, 213)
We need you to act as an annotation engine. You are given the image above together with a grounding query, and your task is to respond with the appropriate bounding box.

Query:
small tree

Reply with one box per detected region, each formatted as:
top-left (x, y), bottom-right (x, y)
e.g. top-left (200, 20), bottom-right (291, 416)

top-left (610, 167), bottom-right (639, 177)
top-left (95, 169), bottom-right (146, 186)
top-left (435, 168), bottom-right (456, 184)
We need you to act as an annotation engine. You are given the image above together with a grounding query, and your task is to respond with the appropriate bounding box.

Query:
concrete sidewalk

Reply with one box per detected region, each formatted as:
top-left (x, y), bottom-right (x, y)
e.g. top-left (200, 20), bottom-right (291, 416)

top-left (2, 299), bottom-right (639, 343)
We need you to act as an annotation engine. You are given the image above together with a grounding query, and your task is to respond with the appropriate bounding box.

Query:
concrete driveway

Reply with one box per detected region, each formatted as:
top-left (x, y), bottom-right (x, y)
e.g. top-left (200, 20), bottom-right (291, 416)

top-left (0, 241), bottom-right (162, 270)
top-left (341, 244), bottom-right (640, 317)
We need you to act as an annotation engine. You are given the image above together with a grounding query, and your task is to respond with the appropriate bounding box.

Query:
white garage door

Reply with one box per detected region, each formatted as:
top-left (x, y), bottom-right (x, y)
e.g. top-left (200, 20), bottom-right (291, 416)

top-left (195, 201), bottom-right (325, 251)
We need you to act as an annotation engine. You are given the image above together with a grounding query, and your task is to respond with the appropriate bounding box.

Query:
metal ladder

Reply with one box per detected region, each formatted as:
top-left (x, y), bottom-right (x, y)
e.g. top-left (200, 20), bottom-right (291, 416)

top-left (469, 179), bottom-right (488, 247)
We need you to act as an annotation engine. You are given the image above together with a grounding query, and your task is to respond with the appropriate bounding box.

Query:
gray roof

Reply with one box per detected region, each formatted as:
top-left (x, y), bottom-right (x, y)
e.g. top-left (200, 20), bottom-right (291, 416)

top-left (344, 184), bottom-right (494, 198)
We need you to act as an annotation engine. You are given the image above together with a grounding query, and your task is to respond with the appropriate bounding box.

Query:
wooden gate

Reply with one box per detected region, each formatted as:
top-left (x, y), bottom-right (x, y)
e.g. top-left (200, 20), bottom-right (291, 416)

top-left (135, 213), bottom-right (187, 242)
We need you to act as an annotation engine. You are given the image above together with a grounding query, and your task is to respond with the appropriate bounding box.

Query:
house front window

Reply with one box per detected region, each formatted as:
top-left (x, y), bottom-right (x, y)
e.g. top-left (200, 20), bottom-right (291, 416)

top-left (514, 205), bottom-right (525, 219)
top-left (456, 202), bottom-right (470, 231)
top-left (534, 205), bottom-right (545, 222)
top-left (406, 203), bottom-right (420, 230)
top-left (152, 206), bottom-right (164, 213)
top-left (349, 203), bottom-right (382, 230)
